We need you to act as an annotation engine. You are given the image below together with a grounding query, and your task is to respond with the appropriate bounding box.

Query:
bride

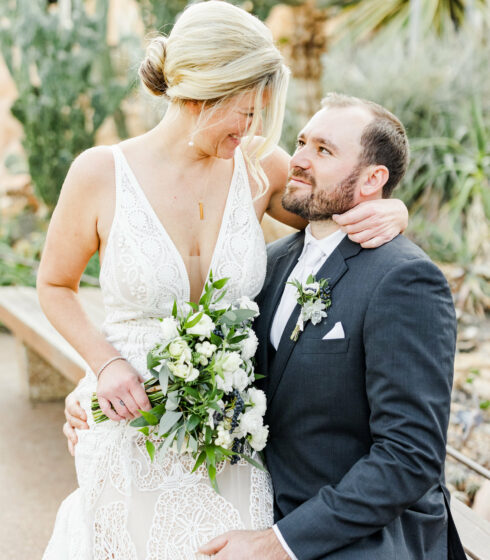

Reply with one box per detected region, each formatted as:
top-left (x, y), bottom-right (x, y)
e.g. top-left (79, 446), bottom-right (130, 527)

top-left (38, 2), bottom-right (408, 558)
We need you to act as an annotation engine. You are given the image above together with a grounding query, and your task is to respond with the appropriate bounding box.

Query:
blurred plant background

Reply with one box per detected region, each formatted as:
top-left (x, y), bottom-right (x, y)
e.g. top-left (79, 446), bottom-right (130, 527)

top-left (0, 0), bottom-right (489, 513)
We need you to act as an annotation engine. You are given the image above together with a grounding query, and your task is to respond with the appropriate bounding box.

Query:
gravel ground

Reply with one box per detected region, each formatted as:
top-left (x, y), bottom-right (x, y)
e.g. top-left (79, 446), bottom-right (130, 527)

top-left (0, 333), bottom-right (76, 560)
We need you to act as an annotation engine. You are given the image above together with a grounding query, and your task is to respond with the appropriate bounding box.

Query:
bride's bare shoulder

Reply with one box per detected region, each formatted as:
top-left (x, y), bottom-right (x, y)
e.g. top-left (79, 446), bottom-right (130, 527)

top-left (65, 146), bottom-right (115, 195)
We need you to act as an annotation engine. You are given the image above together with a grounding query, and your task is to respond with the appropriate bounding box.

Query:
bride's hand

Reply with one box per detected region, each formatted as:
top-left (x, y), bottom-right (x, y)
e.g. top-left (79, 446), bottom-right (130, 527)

top-left (332, 198), bottom-right (408, 248)
top-left (96, 360), bottom-right (151, 423)
top-left (63, 390), bottom-right (88, 456)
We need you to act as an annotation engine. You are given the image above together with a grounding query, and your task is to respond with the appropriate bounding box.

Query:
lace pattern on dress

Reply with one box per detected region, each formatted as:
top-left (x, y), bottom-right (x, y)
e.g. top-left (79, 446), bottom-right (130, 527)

top-left (94, 501), bottom-right (138, 560)
top-left (147, 484), bottom-right (245, 560)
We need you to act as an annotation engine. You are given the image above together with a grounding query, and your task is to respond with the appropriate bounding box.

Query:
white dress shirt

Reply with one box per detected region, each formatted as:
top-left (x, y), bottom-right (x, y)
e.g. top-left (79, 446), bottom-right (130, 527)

top-left (270, 226), bottom-right (346, 350)
top-left (270, 226), bottom-right (346, 560)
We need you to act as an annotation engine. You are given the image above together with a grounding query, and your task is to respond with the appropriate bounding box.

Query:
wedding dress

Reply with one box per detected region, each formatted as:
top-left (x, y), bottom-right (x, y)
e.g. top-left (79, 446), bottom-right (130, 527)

top-left (43, 145), bottom-right (273, 559)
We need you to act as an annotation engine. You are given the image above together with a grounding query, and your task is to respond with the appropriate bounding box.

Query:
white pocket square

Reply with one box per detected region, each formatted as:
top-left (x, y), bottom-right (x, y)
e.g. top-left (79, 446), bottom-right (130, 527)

top-left (322, 321), bottom-right (345, 340)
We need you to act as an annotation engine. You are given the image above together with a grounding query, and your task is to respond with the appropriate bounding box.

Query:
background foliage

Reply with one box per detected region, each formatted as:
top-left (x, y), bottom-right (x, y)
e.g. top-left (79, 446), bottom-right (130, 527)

top-left (0, 0), bottom-right (489, 312)
top-left (0, 0), bottom-right (129, 209)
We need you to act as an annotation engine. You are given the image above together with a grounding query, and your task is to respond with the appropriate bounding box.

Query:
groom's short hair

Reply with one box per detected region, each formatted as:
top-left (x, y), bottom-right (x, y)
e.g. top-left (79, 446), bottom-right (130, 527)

top-left (321, 93), bottom-right (409, 198)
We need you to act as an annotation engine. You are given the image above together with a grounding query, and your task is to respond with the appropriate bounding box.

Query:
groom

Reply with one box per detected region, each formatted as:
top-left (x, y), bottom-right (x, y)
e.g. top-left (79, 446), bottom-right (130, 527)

top-left (201, 94), bottom-right (464, 559)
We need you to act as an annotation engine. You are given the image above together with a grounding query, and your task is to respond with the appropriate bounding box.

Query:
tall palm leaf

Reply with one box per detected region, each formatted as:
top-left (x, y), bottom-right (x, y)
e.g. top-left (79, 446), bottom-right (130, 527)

top-left (328, 0), bottom-right (490, 42)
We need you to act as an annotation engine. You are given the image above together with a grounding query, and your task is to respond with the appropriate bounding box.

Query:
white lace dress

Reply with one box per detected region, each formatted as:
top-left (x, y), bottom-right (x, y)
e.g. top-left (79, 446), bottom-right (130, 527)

top-left (43, 145), bottom-right (273, 560)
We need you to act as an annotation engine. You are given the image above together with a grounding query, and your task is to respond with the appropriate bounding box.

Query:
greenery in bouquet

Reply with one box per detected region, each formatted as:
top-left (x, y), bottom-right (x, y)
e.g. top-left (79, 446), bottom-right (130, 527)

top-left (91, 274), bottom-right (268, 491)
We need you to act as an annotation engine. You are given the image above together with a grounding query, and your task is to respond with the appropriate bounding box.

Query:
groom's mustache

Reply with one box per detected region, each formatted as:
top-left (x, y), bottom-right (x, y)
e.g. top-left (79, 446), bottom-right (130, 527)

top-left (287, 168), bottom-right (317, 189)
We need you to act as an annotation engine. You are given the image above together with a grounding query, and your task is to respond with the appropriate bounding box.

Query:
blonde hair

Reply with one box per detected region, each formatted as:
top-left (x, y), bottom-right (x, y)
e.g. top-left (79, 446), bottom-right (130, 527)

top-left (139, 1), bottom-right (289, 197)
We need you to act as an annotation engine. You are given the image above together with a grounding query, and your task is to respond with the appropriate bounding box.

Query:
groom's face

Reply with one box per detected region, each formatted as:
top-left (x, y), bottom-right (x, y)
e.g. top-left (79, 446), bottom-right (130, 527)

top-left (282, 106), bottom-right (374, 221)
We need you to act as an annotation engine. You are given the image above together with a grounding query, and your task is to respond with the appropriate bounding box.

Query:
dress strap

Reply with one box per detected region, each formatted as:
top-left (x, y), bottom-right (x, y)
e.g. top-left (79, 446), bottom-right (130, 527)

top-left (110, 145), bottom-right (125, 209)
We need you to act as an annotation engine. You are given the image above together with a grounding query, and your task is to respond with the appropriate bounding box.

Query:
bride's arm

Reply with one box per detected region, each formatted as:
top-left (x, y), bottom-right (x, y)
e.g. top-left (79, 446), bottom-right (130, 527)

top-left (260, 145), bottom-right (408, 246)
top-left (37, 148), bottom-right (151, 428)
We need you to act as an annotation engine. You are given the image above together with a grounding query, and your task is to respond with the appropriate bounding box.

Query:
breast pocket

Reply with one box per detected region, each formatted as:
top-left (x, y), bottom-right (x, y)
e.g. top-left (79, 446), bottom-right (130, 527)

top-left (302, 337), bottom-right (350, 354)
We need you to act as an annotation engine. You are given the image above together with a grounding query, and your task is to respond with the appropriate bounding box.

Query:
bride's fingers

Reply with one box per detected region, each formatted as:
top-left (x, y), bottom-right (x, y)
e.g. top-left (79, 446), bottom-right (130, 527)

top-left (360, 236), bottom-right (388, 249)
top-left (63, 421), bottom-right (78, 448)
top-left (332, 204), bottom-right (374, 227)
top-left (111, 396), bottom-right (134, 420)
top-left (98, 395), bottom-right (124, 422)
top-left (65, 394), bottom-right (87, 423)
top-left (198, 534), bottom-right (229, 555)
top-left (117, 392), bottom-right (140, 418)
top-left (65, 411), bottom-right (89, 430)
top-left (130, 381), bottom-right (152, 412)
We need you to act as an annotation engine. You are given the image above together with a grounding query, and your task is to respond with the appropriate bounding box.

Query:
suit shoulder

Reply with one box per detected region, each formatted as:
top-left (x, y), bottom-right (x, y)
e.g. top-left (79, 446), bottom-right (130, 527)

top-left (372, 236), bottom-right (450, 287)
top-left (266, 231), bottom-right (303, 262)
top-left (353, 235), bottom-right (450, 289)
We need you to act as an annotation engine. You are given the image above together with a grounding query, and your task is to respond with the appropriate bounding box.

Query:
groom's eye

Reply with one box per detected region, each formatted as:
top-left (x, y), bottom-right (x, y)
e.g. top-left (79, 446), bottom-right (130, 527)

top-left (296, 139), bottom-right (305, 148)
top-left (319, 146), bottom-right (332, 155)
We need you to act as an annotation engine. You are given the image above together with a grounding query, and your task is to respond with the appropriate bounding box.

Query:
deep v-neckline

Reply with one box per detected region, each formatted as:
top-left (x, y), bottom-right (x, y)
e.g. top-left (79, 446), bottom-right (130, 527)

top-left (114, 145), bottom-right (239, 303)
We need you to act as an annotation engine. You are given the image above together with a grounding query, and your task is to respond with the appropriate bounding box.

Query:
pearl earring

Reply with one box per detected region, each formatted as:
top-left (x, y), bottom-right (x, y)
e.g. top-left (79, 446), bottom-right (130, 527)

top-left (188, 140), bottom-right (194, 147)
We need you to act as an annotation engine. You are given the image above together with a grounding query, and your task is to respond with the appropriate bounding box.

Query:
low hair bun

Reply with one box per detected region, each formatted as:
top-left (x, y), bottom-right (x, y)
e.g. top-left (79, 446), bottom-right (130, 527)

top-left (139, 36), bottom-right (168, 97)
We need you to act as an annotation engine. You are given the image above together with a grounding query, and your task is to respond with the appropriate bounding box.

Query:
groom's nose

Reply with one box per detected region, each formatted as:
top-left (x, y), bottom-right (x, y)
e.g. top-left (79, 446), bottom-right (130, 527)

top-left (291, 147), bottom-right (312, 171)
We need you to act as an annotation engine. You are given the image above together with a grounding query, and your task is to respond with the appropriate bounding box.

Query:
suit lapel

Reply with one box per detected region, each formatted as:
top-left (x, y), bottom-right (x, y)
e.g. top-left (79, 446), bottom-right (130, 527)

top-left (266, 235), bottom-right (362, 405)
top-left (257, 232), bottom-right (304, 392)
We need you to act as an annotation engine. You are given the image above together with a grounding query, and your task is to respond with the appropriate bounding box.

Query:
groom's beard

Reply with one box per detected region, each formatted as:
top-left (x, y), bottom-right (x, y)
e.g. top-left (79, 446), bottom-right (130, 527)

top-left (282, 165), bottom-right (361, 221)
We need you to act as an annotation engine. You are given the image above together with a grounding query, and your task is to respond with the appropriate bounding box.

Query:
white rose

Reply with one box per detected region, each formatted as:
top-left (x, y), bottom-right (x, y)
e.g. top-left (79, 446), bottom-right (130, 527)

top-left (239, 409), bottom-right (263, 435)
top-left (195, 341), bottom-right (217, 358)
top-left (215, 424), bottom-right (233, 449)
top-left (160, 317), bottom-right (180, 341)
top-left (239, 330), bottom-right (258, 360)
top-left (249, 424), bottom-right (269, 451)
top-left (236, 296), bottom-right (260, 316)
top-left (186, 313), bottom-right (215, 338)
top-left (217, 351), bottom-right (243, 374)
top-left (216, 369), bottom-right (234, 393)
top-left (233, 368), bottom-right (249, 392)
top-left (197, 355), bottom-right (209, 366)
top-left (247, 387), bottom-right (267, 416)
top-left (304, 282), bottom-right (320, 295)
top-left (168, 339), bottom-right (191, 362)
top-left (168, 361), bottom-right (199, 382)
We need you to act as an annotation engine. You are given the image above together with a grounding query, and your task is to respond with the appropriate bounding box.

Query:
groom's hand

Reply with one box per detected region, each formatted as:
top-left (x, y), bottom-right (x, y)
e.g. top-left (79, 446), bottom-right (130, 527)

top-left (198, 529), bottom-right (290, 559)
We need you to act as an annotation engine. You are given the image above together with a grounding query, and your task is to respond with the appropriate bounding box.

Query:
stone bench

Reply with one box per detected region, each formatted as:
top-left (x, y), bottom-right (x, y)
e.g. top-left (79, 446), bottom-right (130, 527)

top-left (451, 497), bottom-right (490, 560)
top-left (0, 286), bottom-right (104, 401)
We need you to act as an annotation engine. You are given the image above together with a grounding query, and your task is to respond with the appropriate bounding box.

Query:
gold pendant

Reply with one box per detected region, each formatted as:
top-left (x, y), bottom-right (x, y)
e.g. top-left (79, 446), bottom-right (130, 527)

top-left (199, 202), bottom-right (204, 220)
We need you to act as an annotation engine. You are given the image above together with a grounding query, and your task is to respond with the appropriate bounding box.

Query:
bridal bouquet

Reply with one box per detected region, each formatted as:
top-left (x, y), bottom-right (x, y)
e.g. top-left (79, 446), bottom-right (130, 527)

top-left (91, 274), bottom-right (268, 490)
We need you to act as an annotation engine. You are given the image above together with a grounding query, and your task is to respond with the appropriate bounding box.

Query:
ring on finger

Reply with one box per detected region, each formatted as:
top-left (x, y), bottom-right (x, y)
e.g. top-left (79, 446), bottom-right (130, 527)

top-left (119, 400), bottom-right (125, 407)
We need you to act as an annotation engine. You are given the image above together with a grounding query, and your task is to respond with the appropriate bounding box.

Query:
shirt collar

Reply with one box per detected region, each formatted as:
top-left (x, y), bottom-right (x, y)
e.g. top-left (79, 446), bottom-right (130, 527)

top-left (302, 224), bottom-right (346, 258)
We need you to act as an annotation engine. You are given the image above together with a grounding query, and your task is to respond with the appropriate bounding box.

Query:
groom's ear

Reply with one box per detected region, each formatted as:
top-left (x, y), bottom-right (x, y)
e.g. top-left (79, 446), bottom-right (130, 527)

top-left (359, 165), bottom-right (389, 198)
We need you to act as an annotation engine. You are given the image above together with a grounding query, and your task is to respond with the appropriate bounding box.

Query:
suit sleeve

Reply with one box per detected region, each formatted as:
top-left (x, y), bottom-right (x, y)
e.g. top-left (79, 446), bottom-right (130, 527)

top-left (276, 258), bottom-right (457, 559)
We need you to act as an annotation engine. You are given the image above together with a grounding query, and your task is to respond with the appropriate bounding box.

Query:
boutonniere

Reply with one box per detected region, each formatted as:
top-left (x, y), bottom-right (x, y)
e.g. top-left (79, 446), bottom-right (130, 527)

top-left (288, 275), bottom-right (331, 341)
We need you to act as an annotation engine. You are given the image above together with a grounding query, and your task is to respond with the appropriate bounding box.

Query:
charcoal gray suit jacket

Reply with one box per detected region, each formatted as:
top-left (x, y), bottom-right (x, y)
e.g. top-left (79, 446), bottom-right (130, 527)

top-left (255, 232), bottom-right (464, 559)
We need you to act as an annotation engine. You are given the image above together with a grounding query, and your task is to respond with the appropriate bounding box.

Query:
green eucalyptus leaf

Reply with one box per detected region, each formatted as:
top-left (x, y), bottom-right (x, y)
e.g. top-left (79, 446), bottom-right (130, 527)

top-left (159, 362), bottom-right (170, 396)
top-left (205, 445), bottom-right (216, 467)
top-left (183, 386), bottom-right (200, 400)
top-left (147, 353), bottom-right (160, 370)
top-left (184, 311), bottom-right (203, 329)
top-left (159, 428), bottom-right (178, 457)
top-left (145, 439), bottom-right (155, 462)
top-left (140, 409), bottom-right (159, 426)
top-left (158, 410), bottom-right (183, 435)
top-left (176, 424), bottom-right (187, 453)
top-left (192, 450), bottom-right (207, 473)
top-left (188, 435), bottom-right (198, 453)
top-left (212, 278), bottom-right (228, 289)
top-left (239, 453), bottom-right (267, 472)
top-left (130, 415), bottom-right (149, 428)
top-left (186, 414), bottom-right (201, 432)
